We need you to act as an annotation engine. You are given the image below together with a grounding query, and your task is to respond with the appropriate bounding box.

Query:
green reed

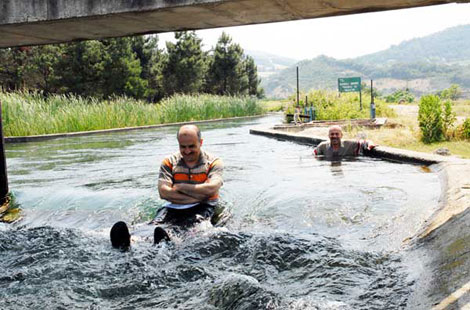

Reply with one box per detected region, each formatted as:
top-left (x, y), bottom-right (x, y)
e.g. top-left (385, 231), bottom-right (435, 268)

top-left (286, 90), bottom-right (396, 120)
top-left (0, 91), bottom-right (264, 137)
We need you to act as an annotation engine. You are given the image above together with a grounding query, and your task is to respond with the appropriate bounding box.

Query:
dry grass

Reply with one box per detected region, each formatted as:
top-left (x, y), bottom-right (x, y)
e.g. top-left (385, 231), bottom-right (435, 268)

top-left (453, 99), bottom-right (470, 116)
top-left (261, 99), bottom-right (287, 112)
top-left (343, 103), bottom-right (470, 159)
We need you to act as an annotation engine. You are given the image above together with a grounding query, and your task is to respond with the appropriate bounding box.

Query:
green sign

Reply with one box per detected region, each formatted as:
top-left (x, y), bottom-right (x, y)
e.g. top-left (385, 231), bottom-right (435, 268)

top-left (338, 77), bottom-right (361, 93)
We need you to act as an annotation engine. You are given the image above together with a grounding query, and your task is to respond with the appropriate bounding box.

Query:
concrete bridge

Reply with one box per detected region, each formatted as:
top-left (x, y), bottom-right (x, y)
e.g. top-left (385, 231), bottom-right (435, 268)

top-left (1, 0), bottom-right (469, 48)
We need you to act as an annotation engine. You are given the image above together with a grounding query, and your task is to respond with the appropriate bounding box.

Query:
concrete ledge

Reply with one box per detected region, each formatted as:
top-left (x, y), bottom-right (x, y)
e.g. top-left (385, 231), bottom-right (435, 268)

top-left (5, 114), bottom-right (264, 143)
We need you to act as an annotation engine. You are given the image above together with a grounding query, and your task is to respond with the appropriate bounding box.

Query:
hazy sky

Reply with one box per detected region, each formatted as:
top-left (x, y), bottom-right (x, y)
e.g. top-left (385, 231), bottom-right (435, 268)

top-left (158, 3), bottom-right (470, 60)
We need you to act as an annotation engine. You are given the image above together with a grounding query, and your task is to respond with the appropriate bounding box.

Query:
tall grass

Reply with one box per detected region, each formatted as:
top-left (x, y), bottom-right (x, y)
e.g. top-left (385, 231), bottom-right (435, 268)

top-left (0, 91), bottom-right (264, 136)
top-left (285, 90), bottom-right (396, 120)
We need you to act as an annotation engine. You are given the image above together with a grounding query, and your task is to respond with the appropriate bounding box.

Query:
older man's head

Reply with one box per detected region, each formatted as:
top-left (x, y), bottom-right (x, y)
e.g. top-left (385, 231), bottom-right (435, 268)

top-left (328, 125), bottom-right (343, 148)
top-left (177, 125), bottom-right (203, 166)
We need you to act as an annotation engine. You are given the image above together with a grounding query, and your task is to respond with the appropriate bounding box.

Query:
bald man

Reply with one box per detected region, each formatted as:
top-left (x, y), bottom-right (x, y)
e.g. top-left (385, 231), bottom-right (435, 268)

top-left (110, 125), bottom-right (223, 249)
top-left (313, 125), bottom-right (375, 158)
top-left (155, 124), bottom-right (223, 222)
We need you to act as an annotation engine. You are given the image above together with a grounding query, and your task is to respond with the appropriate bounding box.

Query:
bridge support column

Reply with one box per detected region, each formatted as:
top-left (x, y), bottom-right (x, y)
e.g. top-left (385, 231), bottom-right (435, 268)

top-left (0, 100), bottom-right (9, 204)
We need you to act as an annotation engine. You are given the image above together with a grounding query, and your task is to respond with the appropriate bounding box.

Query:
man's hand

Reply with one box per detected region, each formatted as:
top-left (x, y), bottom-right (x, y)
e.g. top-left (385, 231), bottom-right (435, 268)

top-left (173, 178), bottom-right (222, 200)
top-left (158, 181), bottom-right (200, 204)
top-left (360, 140), bottom-right (376, 151)
top-left (158, 177), bottom-right (222, 204)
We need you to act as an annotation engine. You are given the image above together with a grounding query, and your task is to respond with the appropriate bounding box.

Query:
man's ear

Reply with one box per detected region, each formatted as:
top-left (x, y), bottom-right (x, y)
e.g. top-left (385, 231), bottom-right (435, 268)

top-left (200, 138), bottom-right (204, 146)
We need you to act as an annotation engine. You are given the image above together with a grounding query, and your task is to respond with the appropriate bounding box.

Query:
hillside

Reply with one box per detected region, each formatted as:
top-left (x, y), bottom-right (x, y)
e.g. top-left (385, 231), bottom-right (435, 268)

top-left (245, 50), bottom-right (297, 78)
top-left (261, 24), bottom-right (470, 98)
top-left (355, 24), bottom-right (470, 65)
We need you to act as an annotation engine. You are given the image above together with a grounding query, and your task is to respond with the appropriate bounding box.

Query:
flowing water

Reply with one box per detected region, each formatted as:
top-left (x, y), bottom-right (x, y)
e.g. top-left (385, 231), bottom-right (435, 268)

top-left (0, 114), bottom-right (440, 309)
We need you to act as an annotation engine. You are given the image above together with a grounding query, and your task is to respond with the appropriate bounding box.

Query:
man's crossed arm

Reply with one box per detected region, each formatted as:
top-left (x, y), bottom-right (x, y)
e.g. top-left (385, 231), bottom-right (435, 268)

top-left (158, 178), bottom-right (223, 205)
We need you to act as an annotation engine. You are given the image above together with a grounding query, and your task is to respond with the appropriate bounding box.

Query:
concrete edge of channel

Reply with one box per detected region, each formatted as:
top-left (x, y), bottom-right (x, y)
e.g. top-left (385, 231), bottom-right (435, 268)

top-left (4, 114), bottom-right (265, 143)
top-left (249, 127), bottom-right (470, 244)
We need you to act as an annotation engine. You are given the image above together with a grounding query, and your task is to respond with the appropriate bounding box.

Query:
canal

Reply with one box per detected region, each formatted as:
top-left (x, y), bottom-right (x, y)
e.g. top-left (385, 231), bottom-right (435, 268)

top-left (0, 114), bottom-right (440, 309)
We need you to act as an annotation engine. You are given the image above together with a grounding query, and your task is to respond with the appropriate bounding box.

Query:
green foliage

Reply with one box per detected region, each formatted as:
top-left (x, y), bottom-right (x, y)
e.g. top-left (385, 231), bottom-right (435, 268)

top-left (101, 38), bottom-right (147, 99)
top-left (130, 35), bottom-right (163, 101)
top-left (55, 41), bottom-right (107, 97)
top-left (284, 89), bottom-right (395, 120)
top-left (162, 31), bottom-right (207, 96)
top-left (0, 32), bottom-right (262, 102)
top-left (442, 100), bottom-right (457, 139)
top-left (0, 91), bottom-right (263, 136)
top-left (157, 94), bottom-right (263, 124)
top-left (457, 118), bottom-right (470, 140)
top-left (418, 95), bottom-right (444, 143)
top-left (244, 56), bottom-right (263, 98)
top-left (206, 32), bottom-right (248, 95)
top-left (361, 82), bottom-right (382, 98)
top-left (437, 84), bottom-right (461, 100)
top-left (385, 89), bottom-right (415, 103)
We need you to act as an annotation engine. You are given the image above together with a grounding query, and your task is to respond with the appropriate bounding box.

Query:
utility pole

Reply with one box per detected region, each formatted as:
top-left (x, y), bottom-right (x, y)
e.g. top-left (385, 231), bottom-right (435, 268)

top-left (370, 80), bottom-right (376, 119)
top-left (296, 66), bottom-right (299, 105)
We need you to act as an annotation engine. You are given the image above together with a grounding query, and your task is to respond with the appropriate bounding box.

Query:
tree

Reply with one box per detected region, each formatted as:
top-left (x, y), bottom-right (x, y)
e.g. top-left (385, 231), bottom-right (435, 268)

top-left (130, 35), bottom-right (163, 101)
top-left (101, 37), bottom-right (147, 99)
top-left (29, 45), bottom-right (62, 94)
top-left (206, 32), bottom-right (247, 95)
top-left (438, 84), bottom-right (461, 100)
top-left (55, 41), bottom-right (106, 97)
top-left (244, 55), bottom-right (263, 97)
top-left (161, 31), bottom-right (207, 96)
top-left (0, 47), bottom-right (34, 91)
top-left (418, 95), bottom-right (444, 143)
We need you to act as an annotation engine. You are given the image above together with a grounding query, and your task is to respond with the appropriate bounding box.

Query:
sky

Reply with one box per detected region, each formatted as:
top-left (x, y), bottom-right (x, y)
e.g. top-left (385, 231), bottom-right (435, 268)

top-left (158, 3), bottom-right (470, 61)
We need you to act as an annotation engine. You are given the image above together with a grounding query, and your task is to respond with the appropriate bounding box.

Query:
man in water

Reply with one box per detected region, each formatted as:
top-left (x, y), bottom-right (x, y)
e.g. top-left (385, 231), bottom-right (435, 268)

top-left (110, 124), bottom-right (224, 249)
top-left (313, 125), bottom-right (375, 158)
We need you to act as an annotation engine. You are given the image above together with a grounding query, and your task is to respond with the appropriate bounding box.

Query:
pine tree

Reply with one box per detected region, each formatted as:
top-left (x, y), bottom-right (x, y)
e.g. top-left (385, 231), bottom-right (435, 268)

top-left (161, 31), bottom-right (207, 96)
top-left (55, 41), bottom-right (106, 97)
top-left (101, 37), bottom-right (147, 99)
top-left (244, 55), bottom-right (263, 97)
top-left (206, 32), bottom-right (248, 95)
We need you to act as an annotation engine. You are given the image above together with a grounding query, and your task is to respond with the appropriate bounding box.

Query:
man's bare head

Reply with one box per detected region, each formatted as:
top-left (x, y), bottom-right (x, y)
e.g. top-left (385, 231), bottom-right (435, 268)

top-left (177, 125), bottom-right (201, 140)
top-left (328, 125), bottom-right (343, 147)
top-left (177, 125), bottom-right (203, 166)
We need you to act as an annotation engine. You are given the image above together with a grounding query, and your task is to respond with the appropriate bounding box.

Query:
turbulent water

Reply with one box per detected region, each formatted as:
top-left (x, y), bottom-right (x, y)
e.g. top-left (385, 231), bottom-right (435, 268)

top-left (0, 115), bottom-right (440, 309)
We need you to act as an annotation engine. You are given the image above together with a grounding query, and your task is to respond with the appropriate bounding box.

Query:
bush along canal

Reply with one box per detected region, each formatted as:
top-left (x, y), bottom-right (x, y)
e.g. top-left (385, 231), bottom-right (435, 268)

top-left (1, 114), bottom-right (451, 309)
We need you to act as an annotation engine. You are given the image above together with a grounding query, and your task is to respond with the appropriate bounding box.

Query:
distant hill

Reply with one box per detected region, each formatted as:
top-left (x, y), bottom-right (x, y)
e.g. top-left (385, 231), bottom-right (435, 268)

top-left (261, 24), bottom-right (470, 98)
top-left (245, 50), bottom-right (297, 78)
top-left (355, 24), bottom-right (470, 65)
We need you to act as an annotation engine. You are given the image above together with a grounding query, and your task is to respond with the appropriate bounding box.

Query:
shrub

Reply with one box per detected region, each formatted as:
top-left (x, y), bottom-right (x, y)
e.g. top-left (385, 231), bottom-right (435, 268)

top-left (418, 95), bottom-right (444, 143)
top-left (458, 118), bottom-right (470, 140)
top-left (442, 100), bottom-right (457, 140)
top-left (438, 84), bottom-right (461, 100)
top-left (385, 89), bottom-right (415, 103)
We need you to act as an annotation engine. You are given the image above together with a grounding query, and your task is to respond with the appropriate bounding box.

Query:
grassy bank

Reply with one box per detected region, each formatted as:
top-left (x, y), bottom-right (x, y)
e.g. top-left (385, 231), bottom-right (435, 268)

top-left (344, 102), bottom-right (470, 158)
top-left (0, 92), bottom-right (264, 137)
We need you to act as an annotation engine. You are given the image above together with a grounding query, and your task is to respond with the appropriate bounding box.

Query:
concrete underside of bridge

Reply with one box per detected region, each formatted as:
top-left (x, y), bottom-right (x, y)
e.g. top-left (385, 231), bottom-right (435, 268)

top-left (1, 0), bottom-right (469, 48)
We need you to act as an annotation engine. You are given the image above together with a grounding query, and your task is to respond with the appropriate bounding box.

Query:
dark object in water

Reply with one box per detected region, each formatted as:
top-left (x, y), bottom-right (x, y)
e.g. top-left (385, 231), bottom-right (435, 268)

top-left (110, 204), bottom-right (231, 248)
top-left (110, 221), bottom-right (131, 250)
top-left (154, 226), bottom-right (171, 244)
